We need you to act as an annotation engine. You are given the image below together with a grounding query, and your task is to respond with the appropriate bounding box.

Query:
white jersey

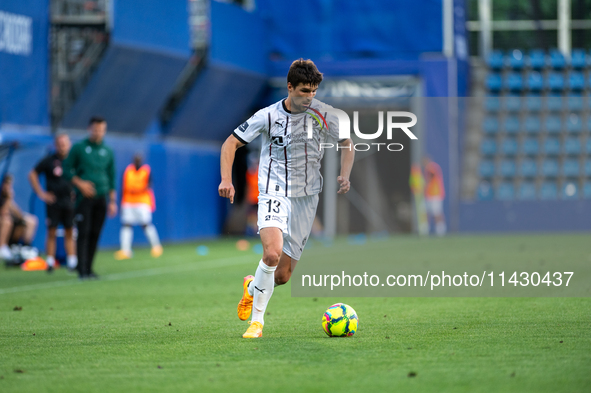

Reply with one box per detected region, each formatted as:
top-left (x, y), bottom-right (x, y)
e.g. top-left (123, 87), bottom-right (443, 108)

top-left (233, 98), bottom-right (343, 197)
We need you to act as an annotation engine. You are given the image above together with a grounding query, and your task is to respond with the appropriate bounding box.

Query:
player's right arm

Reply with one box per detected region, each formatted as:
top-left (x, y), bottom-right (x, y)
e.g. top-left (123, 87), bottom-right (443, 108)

top-left (218, 109), bottom-right (269, 204)
top-left (219, 134), bottom-right (245, 204)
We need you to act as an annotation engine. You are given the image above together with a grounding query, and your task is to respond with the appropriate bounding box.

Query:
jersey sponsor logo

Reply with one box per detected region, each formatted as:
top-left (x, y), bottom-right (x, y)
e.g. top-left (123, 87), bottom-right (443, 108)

top-left (264, 214), bottom-right (283, 223)
top-left (52, 165), bottom-right (63, 177)
top-left (238, 121), bottom-right (249, 132)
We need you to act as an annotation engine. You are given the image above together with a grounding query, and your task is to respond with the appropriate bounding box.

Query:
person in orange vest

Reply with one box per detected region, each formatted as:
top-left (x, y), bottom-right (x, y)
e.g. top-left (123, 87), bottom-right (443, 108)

top-left (423, 157), bottom-right (446, 236)
top-left (114, 154), bottom-right (162, 259)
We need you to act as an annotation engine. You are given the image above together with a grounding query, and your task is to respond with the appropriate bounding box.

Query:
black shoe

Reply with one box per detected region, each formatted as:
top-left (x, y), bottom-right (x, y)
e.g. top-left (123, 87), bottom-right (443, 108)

top-left (46, 265), bottom-right (54, 274)
top-left (78, 274), bottom-right (88, 281)
top-left (88, 272), bottom-right (99, 280)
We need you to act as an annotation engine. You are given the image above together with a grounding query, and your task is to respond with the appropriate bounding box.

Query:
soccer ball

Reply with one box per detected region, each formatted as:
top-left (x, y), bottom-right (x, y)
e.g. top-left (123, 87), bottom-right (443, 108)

top-left (322, 303), bottom-right (358, 337)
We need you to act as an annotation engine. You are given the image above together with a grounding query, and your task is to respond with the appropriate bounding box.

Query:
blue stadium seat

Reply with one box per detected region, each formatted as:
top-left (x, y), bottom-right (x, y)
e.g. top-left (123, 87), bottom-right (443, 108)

top-left (561, 181), bottom-right (579, 200)
top-left (524, 115), bottom-right (541, 134)
top-left (486, 74), bottom-right (502, 92)
top-left (568, 71), bottom-right (585, 91)
top-left (545, 94), bottom-right (563, 111)
top-left (479, 160), bottom-right (495, 178)
top-left (539, 182), bottom-right (558, 200)
top-left (541, 159), bottom-right (559, 177)
top-left (503, 116), bottom-right (520, 135)
top-left (562, 159), bottom-right (580, 177)
top-left (505, 73), bottom-right (523, 92)
top-left (528, 50), bottom-right (546, 70)
top-left (583, 182), bottom-right (591, 199)
top-left (485, 96), bottom-right (501, 112)
top-left (519, 158), bottom-right (537, 178)
top-left (566, 113), bottom-right (582, 134)
top-left (584, 160), bottom-right (591, 177)
top-left (498, 159), bottom-right (517, 178)
top-left (525, 94), bottom-right (542, 111)
top-left (586, 139), bottom-right (591, 154)
top-left (549, 49), bottom-right (566, 69)
top-left (543, 137), bottom-right (561, 155)
top-left (482, 117), bottom-right (499, 135)
top-left (504, 95), bottom-right (521, 112)
top-left (481, 139), bottom-right (497, 156)
top-left (477, 181), bottom-right (494, 200)
top-left (566, 95), bottom-right (583, 111)
top-left (521, 137), bottom-right (539, 155)
top-left (518, 182), bottom-right (537, 200)
top-left (544, 115), bottom-right (562, 134)
top-left (563, 137), bottom-right (581, 155)
top-left (571, 49), bottom-right (587, 69)
top-left (546, 72), bottom-right (565, 91)
top-left (526, 72), bottom-right (544, 91)
top-left (501, 138), bottom-right (518, 156)
top-left (496, 182), bottom-right (515, 200)
top-left (507, 49), bottom-right (525, 70)
top-left (487, 50), bottom-right (504, 70)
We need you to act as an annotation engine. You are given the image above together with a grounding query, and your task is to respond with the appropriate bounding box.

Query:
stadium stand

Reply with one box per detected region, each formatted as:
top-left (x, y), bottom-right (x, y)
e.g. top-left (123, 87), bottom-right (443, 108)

top-left (476, 49), bottom-right (591, 201)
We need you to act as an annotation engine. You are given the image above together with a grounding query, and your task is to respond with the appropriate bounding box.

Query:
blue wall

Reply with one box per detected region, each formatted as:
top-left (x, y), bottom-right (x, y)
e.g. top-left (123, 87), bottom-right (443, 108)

top-left (255, 0), bottom-right (443, 60)
top-left (0, 0), bottom-right (49, 127)
top-left (112, 0), bottom-right (191, 57)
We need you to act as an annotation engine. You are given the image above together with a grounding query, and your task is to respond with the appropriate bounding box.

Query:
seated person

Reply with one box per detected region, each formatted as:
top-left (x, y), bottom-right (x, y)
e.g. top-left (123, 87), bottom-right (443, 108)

top-left (0, 175), bottom-right (38, 259)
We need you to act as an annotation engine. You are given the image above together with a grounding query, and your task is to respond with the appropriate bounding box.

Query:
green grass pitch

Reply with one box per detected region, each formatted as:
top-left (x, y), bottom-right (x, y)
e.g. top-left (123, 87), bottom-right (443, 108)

top-left (1, 234), bottom-right (590, 392)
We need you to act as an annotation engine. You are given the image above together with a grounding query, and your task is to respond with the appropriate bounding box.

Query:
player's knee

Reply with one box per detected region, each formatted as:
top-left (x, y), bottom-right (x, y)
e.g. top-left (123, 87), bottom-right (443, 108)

top-left (262, 249), bottom-right (281, 265)
top-left (47, 228), bottom-right (57, 238)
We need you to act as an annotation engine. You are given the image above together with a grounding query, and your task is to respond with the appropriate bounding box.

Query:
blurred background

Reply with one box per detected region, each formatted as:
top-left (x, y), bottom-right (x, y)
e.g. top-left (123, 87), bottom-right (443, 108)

top-left (1, 0), bottom-right (590, 254)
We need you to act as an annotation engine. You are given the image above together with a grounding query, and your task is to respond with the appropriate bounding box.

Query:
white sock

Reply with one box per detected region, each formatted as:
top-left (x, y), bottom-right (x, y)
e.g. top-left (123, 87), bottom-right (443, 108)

top-left (120, 226), bottom-right (133, 253)
top-left (251, 260), bottom-right (277, 325)
top-left (248, 259), bottom-right (263, 296)
top-left (46, 255), bottom-right (55, 267)
top-left (436, 221), bottom-right (447, 236)
top-left (67, 254), bottom-right (78, 269)
top-left (144, 224), bottom-right (161, 248)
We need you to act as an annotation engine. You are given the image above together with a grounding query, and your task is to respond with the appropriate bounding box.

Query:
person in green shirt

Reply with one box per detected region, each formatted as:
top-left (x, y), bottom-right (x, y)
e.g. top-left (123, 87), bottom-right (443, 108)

top-left (63, 116), bottom-right (117, 279)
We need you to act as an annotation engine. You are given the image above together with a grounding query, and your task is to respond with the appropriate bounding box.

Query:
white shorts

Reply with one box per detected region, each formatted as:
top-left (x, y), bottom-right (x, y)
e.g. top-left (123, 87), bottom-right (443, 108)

top-left (425, 198), bottom-right (443, 216)
top-left (121, 203), bottom-right (152, 226)
top-left (257, 193), bottom-right (319, 261)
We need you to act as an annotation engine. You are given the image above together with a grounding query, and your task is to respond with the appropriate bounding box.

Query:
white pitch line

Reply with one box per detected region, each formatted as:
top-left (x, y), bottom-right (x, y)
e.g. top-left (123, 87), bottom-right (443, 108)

top-left (0, 255), bottom-right (254, 296)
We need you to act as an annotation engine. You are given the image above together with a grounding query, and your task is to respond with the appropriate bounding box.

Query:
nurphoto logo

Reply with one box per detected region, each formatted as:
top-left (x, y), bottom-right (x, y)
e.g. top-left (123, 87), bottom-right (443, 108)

top-left (308, 108), bottom-right (418, 151)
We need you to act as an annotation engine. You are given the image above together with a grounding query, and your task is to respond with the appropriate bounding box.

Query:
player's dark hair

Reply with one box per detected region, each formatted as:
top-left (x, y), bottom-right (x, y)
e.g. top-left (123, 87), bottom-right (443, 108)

top-left (287, 59), bottom-right (323, 88)
top-left (88, 116), bottom-right (106, 126)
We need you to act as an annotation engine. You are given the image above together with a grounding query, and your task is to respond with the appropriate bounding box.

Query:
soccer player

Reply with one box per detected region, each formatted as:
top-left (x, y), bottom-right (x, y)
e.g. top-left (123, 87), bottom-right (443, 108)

top-left (114, 154), bottom-right (162, 260)
top-left (423, 157), bottom-right (446, 236)
top-left (29, 133), bottom-right (78, 272)
top-left (63, 116), bottom-right (117, 280)
top-left (219, 59), bottom-right (355, 338)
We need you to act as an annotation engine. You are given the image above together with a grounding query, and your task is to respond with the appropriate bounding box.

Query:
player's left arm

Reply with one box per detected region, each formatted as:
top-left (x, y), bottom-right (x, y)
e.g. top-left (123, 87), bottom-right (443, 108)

top-left (337, 138), bottom-right (354, 194)
top-left (107, 150), bottom-right (118, 217)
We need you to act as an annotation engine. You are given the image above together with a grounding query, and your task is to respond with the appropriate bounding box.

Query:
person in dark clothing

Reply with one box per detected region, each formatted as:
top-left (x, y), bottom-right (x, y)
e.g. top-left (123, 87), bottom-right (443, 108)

top-left (63, 117), bottom-right (117, 280)
top-left (29, 133), bottom-right (78, 272)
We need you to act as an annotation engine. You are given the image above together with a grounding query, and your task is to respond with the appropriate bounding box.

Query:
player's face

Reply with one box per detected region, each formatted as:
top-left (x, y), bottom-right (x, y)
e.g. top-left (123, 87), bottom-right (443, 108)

top-left (288, 83), bottom-right (318, 112)
top-left (88, 121), bottom-right (107, 143)
top-left (55, 135), bottom-right (71, 157)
